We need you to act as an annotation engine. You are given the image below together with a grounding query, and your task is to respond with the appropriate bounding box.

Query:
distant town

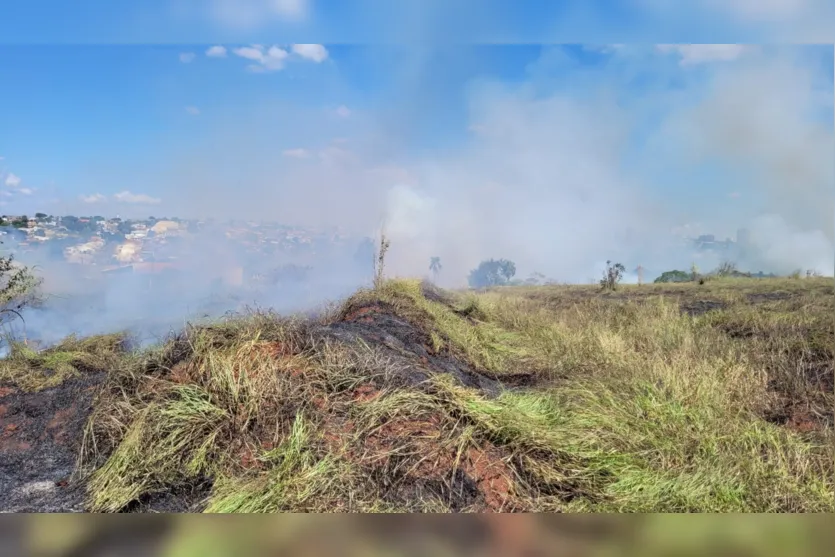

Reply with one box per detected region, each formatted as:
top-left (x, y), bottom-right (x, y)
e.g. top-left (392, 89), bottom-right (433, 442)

top-left (0, 213), bottom-right (367, 288)
top-left (1, 212), bottom-right (759, 287)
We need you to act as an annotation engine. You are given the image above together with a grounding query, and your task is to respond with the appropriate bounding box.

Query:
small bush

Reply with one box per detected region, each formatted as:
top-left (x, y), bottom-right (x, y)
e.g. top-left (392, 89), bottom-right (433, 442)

top-left (600, 261), bottom-right (625, 291)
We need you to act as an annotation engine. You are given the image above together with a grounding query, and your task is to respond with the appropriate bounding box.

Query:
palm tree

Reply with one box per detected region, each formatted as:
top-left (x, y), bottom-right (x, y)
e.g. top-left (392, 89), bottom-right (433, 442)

top-left (429, 256), bottom-right (442, 283)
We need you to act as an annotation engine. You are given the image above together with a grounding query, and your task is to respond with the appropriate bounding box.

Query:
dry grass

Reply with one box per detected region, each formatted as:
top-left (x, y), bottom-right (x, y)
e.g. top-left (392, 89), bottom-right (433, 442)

top-left (5, 276), bottom-right (831, 513)
top-left (0, 332), bottom-right (130, 391)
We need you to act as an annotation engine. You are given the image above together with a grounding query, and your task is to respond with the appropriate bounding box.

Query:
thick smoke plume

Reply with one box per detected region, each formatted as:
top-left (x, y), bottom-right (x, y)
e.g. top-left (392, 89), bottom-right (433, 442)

top-left (4, 44), bottom-right (832, 347)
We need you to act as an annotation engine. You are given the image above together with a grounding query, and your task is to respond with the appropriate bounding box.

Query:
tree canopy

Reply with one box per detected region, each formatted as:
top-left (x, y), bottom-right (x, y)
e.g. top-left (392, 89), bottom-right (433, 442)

top-left (468, 258), bottom-right (516, 288)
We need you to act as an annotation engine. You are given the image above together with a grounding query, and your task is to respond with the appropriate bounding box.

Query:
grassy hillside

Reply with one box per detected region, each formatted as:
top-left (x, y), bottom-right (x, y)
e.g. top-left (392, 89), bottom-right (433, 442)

top-left (1, 277), bottom-right (832, 513)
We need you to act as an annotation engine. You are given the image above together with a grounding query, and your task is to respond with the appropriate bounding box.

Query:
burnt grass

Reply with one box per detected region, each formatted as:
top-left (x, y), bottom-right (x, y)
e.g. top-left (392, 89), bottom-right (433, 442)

top-left (0, 276), bottom-right (832, 513)
top-left (327, 299), bottom-right (503, 394)
top-left (0, 374), bottom-right (103, 512)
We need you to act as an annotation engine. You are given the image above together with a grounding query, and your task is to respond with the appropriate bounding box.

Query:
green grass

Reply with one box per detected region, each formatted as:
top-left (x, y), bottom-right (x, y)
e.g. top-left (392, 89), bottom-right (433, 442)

top-left (4, 276), bottom-right (832, 513)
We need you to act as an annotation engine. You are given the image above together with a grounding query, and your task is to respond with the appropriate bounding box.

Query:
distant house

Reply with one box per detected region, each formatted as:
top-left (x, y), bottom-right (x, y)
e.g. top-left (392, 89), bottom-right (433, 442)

top-left (126, 230), bottom-right (148, 240)
top-left (114, 241), bottom-right (142, 263)
top-left (150, 220), bottom-right (180, 235)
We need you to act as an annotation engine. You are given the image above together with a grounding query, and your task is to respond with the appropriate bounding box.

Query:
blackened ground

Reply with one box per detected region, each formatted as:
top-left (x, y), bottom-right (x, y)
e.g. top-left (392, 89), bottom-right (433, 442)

top-left (0, 374), bottom-right (104, 512)
top-left (121, 479), bottom-right (214, 513)
top-left (680, 300), bottom-right (728, 317)
top-left (324, 299), bottom-right (503, 396)
top-left (0, 295), bottom-right (512, 512)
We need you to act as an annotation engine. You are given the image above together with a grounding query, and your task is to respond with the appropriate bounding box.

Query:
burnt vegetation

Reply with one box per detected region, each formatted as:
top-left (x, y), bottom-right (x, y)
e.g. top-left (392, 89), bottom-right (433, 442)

top-left (0, 251), bottom-right (832, 514)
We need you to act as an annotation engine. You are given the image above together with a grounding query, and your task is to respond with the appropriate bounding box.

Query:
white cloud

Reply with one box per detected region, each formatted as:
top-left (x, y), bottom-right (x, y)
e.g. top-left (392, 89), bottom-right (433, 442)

top-left (179, 52), bottom-right (196, 63)
top-left (282, 148), bottom-right (310, 159)
top-left (335, 105), bottom-right (351, 118)
top-left (233, 44), bottom-right (289, 71)
top-left (206, 45), bottom-right (227, 57)
top-left (113, 191), bottom-right (162, 205)
top-left (656, 44), bottom-right (754, 65)
top-left (233, 45), bottom-right (265, 61)
top-left (4, 173), bottom-right (21, 188)
top-left (291, 44), bottom-right (329, 63)
top-left (185, 106), bottom-right (201, 116)
top-left (18, 187), bottom-right (33, 195)
top-left (231, 43), bottom-right (328, 73)
top-left (80, 193), bottom-right (106, 204)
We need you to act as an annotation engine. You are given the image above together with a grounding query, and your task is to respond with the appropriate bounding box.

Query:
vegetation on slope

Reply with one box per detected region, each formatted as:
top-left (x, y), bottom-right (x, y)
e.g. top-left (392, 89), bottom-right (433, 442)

top-left (1, 277), bottom-right (832, 513)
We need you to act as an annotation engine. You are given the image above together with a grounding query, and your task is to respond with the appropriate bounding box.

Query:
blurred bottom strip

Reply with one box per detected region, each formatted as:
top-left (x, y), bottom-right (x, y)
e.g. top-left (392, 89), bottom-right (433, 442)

top-left (7, 514), bottom-right (834, 557)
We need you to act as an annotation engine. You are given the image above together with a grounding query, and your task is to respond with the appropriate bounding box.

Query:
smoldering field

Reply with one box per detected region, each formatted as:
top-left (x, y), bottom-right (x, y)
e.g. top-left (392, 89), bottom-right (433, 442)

top-left (4, 45), bottom-right (834, 349)
top-left (5, 230), bottom-right (374, 349)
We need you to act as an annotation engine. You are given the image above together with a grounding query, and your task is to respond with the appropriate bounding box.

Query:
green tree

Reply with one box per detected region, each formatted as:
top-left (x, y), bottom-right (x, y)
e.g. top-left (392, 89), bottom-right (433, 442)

top-left (61, 215), bottom-right (95, 233)
top-left (117, 221), bottom-right (133, 235)
top-left (429, 256), bottom-right (442, 283)
top-left (467, 258), bottom-right (516, 288)
top-left (1, 243), bottom-right (42, 334)
top-left (654, 270), bottom-right (692, 283)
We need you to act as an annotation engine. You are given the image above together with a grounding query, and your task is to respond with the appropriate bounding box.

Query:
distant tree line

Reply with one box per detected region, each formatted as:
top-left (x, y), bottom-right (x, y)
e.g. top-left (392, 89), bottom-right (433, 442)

top-left (468, 258), bottom-right (517, 288)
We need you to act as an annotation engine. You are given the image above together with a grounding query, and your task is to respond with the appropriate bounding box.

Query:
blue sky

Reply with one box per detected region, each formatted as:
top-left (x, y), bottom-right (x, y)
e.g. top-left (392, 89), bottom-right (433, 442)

top-left (2, 42), bottom-right (830, 215)
top-left (1, 1), bottom-right (833, 279)
top-left (2, 0), bottom-right (835, 43)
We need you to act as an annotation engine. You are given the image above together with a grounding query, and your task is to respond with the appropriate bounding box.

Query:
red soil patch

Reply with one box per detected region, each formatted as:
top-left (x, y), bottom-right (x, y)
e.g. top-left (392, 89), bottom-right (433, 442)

top-left (786, 411), bottom-right (821, 434)
top-left (0, 388), bottom-right (32, 453)
top-left (44, 407), bottom-right (78, 446)
top-left (1, 402), bottom-right (82, 453)
top-left (238, 442), bottom-right (265, 471)
top-left (352, 384), bottom-right (380, 403)
top-left (343, 305), bottom-right (383, 323)
top-left (252, 341), bottom-right (296, 359)
top-left (358, 414), bottom-right (518, 511)
top-left (363, 415), bottom-right (447, 477)
top-left (460, 445), bottom-right (515, 511)
top-left (320, 417), bottom-right (357, 459)
top-left (168, 362), bottom-right (192, 384)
